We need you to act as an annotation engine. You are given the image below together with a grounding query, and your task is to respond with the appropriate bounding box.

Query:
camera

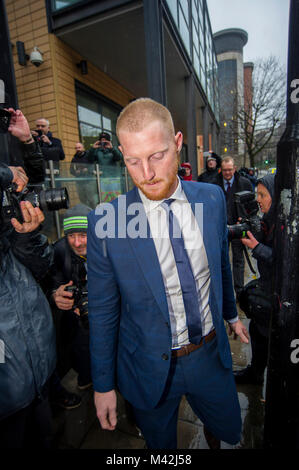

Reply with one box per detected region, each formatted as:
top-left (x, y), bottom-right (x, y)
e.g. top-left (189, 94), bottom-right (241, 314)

top-left (0, 108), bottom-right (11, 133)
top-left (178, 166), bottom-right (186, 177)
top-left (99, 141), bottom-right (108, 149)
top-left (1, 184), bottom-right (69, 224)
top-left (65, 284), bottom-right (88, 328)
top-left (227, 191), bottom-right (262, 241)
top-left (30, 47), bottom-right (44, 67)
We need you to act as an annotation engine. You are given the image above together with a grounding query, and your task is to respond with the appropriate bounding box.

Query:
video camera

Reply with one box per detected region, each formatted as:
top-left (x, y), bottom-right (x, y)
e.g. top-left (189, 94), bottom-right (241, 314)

top-left (1, 183), bottom-right (69, 225)
top-left (65, 284), bottom-right (88, 328)
top-left (227, 191), bottom-right (262, 241)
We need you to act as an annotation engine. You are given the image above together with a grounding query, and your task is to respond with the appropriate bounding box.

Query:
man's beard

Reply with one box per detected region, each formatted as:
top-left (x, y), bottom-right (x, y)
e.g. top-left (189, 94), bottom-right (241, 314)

top-left (134, 157), bottom-right (179, 201)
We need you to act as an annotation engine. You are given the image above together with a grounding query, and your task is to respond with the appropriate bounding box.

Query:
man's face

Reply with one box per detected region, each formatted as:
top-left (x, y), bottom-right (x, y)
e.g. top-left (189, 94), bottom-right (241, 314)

top-left (119, 121), bottom-right (182, 201)
top-left (207, 159), bottom-right (216, 170)
top-left (257, 183), bottom-right (272, 213)
top-left (67, 232), bottom-right (87, 257)
top-left (75, 143), bottom-right (84, 154)
top-left (35, 119), bottom-right (49, 135)
top-left (221, 160), bottom-right (236, 181)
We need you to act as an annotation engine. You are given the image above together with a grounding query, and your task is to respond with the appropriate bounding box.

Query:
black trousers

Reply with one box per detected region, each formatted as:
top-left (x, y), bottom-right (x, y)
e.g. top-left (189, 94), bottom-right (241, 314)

top-left (249, 320), bottom-right (269, 376)
top-left (230, 239), bottom-right (245, 295)
top-left (0, 395), bottom-right (53, 449)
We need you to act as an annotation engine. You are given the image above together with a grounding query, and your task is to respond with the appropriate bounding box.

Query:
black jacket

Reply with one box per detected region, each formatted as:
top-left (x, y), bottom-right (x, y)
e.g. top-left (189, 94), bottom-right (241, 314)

top-left (197, 153), bottom-right (222, 184)
top-left (0, 163), bottom-right (56, 420)
top-left (252, 174), bottom-right (275, 294)
top-left (70, 151), bottom-right (93, 176)
top-left (216, 171), bottom-right (253, 225)
top-left (38, 131), bottom-right (65, 162)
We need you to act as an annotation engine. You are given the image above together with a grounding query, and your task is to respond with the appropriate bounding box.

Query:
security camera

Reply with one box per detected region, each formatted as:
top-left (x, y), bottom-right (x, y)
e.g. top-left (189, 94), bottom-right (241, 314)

top-left (30, 47), bottom-right (44, 67)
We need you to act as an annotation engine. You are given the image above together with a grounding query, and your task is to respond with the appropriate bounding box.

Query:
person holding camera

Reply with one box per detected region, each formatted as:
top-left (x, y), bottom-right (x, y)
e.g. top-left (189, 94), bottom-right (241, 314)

top-left (31, 118), bottom-right (65, 171)
top-left (88, 131), bottom-right (122, 176)
top-left (44, 204), bottom-right (92, 393)
top-left (216, 156), bottom-right (253, 300)
top-left (70, 142), bottom-right (97, 208)
top-left (234, 174), bottom-right (275, 385)
top-left (0, 159), bottom-right (56, 448)
top-left (87, 131), bottom-right (124, 198)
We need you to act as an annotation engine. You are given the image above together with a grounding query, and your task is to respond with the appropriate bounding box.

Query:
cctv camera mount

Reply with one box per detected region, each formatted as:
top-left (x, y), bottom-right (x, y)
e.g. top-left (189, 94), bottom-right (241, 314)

top-left (30, 47), bottom-right (44, 67)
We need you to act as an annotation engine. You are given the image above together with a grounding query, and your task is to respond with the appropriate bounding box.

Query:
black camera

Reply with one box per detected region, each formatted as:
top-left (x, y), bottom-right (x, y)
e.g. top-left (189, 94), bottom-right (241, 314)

top-left (0, 108), bottom-right (11, 133)
top-left (227, 191), bottom-right (262, 241)
top-left (178, 166), bottom-right (186, 177)
top-left (65, 284), bottom-right (88, 328)
top-left (99, 141), bottom-right (108, 149)
top-left (32, 129), bottom-right (43, 143)
top-left (1, 184), bottom-right (69, 224)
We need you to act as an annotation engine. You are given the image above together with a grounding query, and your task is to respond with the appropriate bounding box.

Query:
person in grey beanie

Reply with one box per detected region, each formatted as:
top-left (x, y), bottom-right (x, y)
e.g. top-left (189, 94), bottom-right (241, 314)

top-left (234, 174), bottom-right (276, 385)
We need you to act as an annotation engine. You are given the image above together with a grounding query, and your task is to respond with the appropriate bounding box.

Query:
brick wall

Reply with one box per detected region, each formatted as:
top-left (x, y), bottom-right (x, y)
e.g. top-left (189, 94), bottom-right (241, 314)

top-left (6, 0), bottom-right (134, 162)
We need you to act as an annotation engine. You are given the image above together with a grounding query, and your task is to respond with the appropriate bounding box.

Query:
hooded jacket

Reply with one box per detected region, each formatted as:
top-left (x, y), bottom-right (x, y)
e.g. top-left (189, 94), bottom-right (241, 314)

top-left (0, 163), bottom-right (56, 420)
top-left (251, 174), bottom-right (276, 294)
top-left (197, 153), bottom-right (222, 184)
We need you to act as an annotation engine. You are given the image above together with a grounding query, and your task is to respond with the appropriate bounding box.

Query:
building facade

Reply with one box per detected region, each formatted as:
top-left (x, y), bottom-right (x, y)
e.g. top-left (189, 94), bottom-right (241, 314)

top-left (213, 28), bottom-right (250, 167)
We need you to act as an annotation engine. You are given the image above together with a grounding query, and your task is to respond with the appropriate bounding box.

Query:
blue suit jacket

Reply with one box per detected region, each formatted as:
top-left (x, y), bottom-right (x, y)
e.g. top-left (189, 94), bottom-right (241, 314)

top-left (87, 180), bottom-right (237, 410)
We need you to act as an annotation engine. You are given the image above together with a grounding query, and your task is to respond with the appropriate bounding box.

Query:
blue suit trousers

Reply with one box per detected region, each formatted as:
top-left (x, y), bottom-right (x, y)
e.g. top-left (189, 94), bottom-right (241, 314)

top-left (132, 336), bottom-right (241, 449)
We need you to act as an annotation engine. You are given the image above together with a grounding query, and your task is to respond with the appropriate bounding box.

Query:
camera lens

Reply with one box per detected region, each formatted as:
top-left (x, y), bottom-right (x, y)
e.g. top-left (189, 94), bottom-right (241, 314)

top-left (39, 188), bottom-right (69, 212)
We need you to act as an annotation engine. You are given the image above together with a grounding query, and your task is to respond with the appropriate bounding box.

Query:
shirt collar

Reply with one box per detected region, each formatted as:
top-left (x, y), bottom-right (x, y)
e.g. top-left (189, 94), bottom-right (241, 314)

top-left (138, 177), bottom-right (186, 214)
top-left (223, 175), bottom-right (234, 186)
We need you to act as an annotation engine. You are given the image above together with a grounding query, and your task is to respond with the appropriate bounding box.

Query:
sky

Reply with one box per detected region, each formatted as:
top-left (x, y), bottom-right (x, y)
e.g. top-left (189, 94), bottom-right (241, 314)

top-left (207, 0), bottom-right (290, 71)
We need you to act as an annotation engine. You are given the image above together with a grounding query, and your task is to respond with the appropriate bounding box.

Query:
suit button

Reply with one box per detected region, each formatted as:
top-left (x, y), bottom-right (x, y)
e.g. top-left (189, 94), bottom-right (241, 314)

top-left (162, 353), bottom-right (169, 361)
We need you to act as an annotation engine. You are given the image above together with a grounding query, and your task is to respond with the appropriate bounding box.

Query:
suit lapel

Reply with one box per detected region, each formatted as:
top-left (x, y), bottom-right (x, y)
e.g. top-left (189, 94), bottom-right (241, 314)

top-left (124, 188), bottom-right (170, 321)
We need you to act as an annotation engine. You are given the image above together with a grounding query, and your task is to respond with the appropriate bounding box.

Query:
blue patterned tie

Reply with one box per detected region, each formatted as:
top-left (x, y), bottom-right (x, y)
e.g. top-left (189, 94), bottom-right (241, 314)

top-left (162, 199), bottom-right (202, 344)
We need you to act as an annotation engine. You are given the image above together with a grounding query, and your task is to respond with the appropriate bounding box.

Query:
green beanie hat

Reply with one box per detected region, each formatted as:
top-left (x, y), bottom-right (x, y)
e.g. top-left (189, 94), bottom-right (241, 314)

top-left (63, 203), bottom-right (91, 235)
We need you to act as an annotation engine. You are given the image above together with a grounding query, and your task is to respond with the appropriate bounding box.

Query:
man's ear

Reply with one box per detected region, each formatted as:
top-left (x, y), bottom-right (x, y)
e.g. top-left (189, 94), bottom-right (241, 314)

top-left (175, 131), bottom-right (183, 153)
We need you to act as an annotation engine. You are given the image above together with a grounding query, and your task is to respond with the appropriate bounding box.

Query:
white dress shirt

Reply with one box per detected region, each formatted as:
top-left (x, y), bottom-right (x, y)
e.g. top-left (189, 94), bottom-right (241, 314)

top-left (138, 178), bottom-right (214, 348)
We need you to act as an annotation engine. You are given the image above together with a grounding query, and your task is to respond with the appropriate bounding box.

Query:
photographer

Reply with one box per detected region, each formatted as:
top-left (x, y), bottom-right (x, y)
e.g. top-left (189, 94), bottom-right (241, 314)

top-left (0, 162), bottom-right (56, 448)
top-left (32, 117), bottom-right (65, 171)
top-left (234, 174), bottom-right (275, 385)
top-left (44, 204), bottom-right (92, 392)
top-left (216, 156), bottom-right (253, 299)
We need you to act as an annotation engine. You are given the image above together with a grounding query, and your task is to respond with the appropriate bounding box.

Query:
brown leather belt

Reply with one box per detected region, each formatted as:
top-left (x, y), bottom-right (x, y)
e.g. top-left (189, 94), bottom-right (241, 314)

top-left (171, 329), bottom-right (216, 358)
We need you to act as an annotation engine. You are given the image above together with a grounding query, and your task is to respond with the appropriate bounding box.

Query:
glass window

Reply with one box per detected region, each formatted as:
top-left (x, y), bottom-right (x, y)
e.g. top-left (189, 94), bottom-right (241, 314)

top-left (179, 6), bottom-right (190, 55)
top-left (51, 0), bottom-right (82, 11)
top-left (179, 0), bottom-right (189, 21)
top-left (76, 85), bottom-right (120, 149)
top-left (166, 0), bottom-right (178, 25)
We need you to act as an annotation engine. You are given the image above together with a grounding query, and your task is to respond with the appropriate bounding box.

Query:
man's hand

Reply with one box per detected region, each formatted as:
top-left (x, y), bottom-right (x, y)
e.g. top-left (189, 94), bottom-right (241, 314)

top-left (241, 231), bottom-right (259, 250)
top-left (94, 390), bottom-right (117, 431)
top-left (8, 166), bottom-right (28, 192)
top-left (11, 200), bottom-right (45, 233)
top-left (52, 280), bottom-right (75, 310)
top-left (7, 108), bottom-right (33, 143)
top-left (41, 134), bottom-right (51, 145)
top-left (228, 319), bottom-right (250, 344)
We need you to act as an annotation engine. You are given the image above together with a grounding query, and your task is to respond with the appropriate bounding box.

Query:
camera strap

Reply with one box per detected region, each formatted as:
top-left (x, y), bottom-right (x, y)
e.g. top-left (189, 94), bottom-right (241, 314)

top-left (242, 245), bottom-right (256, 274)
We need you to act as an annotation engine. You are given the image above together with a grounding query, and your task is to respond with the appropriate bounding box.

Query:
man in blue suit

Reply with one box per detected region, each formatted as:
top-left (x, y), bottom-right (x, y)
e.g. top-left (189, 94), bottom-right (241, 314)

top-left (87, 98), bottom-right (249, 449)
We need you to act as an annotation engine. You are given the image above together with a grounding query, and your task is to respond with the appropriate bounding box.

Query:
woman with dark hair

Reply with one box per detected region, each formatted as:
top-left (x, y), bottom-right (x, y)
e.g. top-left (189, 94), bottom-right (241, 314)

top-left (234, 173), bottom-right (276, 385)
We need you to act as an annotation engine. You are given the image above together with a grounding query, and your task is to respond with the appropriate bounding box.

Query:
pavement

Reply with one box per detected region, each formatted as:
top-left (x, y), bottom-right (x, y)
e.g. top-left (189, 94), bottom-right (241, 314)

top-left (51, 253), bottom-right (266, 450)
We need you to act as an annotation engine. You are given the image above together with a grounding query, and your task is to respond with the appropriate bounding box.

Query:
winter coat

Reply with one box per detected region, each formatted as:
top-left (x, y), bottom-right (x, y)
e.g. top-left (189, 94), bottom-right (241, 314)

top-left (0, 163), bottom-right (56, 420)
top-left (38, 131), bottom-right (65, 162)
top-left (87, 146), bottom-right (123, 177)
top-left (197, 153), bottom-right (222, 184)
